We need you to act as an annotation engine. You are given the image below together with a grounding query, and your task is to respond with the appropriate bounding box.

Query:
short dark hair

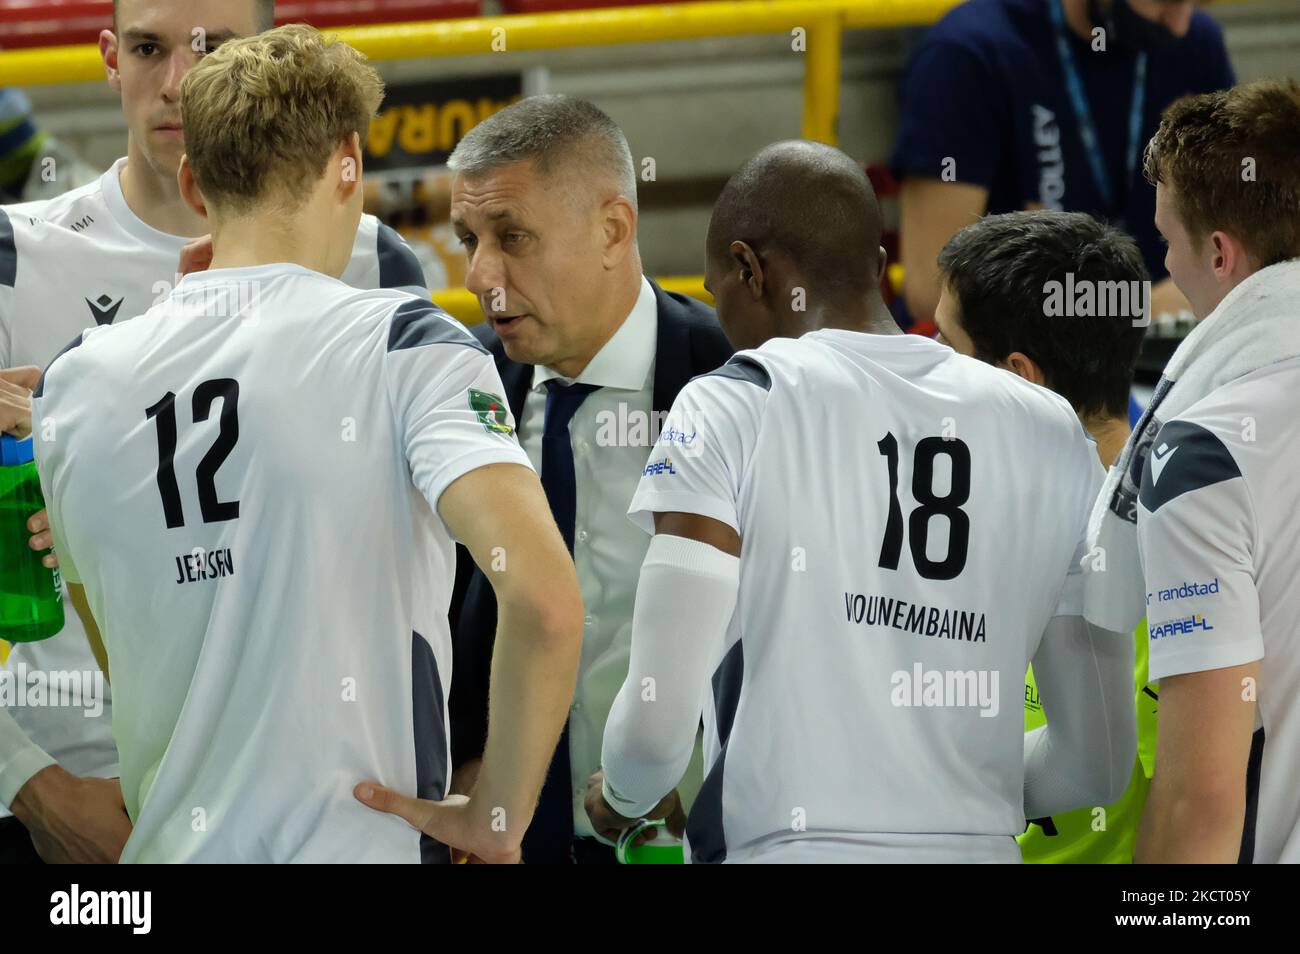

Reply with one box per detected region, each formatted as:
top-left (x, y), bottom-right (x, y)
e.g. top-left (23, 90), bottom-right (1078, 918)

top-left (937, 210), bottom-right (1148, 420)
top-left (1144, 78), bottom-right (1300, 267)
top-left (113, 0), bottom-right (276, 33)
top-left (708, 140), bottom-right (882, 298)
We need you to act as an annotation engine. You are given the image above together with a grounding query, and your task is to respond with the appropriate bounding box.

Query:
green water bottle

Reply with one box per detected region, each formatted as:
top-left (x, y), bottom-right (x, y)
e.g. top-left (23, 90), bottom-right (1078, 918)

top-left (615, 819), bottom-right (685, 865)
top-left (0, 434), bottom-right (63, 642)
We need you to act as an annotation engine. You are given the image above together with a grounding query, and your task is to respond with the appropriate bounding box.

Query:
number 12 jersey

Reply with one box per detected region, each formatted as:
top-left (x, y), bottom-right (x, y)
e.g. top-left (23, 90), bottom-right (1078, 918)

top-left (33, 263), bottom-right (531, 863)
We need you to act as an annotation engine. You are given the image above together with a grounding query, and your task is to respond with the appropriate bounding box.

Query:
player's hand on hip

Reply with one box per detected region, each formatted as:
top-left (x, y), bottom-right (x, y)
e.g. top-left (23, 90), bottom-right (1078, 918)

top-left (0, 365), bottom-right (41, 438)
top-left (10, 766), bottom-right (132, 864)
top-left (27, 508), bottom-right (58, 569)
top-left (354, 781), bottom-right (521, 864)
top-left (178, 235), bottom-right (214, 277)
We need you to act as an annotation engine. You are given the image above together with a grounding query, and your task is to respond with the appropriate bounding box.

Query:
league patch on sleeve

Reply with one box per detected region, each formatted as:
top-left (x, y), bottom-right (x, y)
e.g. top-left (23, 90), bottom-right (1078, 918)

top-left (469, 388), bottom-right (513, 435)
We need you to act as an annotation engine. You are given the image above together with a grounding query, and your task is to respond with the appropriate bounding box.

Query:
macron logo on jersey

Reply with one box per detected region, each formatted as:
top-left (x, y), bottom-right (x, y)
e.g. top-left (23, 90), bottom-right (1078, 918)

top-left (86, 294), bottom-right (124, 326)
top-left (1149, 442), bottom-right (1178, 484)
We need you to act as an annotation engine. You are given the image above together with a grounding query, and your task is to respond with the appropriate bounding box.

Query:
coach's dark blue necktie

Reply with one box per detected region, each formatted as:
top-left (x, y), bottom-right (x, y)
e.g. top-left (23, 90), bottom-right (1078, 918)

top-left (525, 379), bottom-right (599, 863)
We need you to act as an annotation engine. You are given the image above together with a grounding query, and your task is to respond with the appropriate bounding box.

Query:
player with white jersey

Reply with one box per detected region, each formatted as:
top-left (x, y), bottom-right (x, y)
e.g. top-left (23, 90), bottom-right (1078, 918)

top-left (586, 141), bottom-right (1136, 862)
top-left (1123, 80), bottom-right (1300, 864)
top-left (0, 0), bottom-right (429, 863)
top-left (32, 25), bottom-right (581, 863)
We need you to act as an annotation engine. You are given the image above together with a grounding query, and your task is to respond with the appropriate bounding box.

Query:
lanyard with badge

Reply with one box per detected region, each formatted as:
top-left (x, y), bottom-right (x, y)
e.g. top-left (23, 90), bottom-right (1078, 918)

top-left (1048, 0), bottom-right (1147, 227)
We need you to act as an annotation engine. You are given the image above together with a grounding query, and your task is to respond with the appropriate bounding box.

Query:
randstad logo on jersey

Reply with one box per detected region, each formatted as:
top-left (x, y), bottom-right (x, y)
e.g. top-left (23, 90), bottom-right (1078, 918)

top-left (1146, 578), bottom-right (1220, 605)
top-left (1149, 614), bottom-right (1215, 640)
top-left (643, 456), bottom-right (677, 477)
top-left (659, 426), bottom-right (697, 448)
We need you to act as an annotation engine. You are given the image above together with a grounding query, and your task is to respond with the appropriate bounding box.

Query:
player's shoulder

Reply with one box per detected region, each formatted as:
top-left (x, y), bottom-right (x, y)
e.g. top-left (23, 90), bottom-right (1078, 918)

top-left (1138, 360), bottom-right (1300, 513)
top-left (344, 214), bottom-right (427, 293)
top-left (33, 322), bottom-right (119, 400)
top-left (682, 347), bottom-right (774, 411)
top-left (6, 171), bottom-right (107, 228)
top-left (330, 286), bottom-right (486, 359)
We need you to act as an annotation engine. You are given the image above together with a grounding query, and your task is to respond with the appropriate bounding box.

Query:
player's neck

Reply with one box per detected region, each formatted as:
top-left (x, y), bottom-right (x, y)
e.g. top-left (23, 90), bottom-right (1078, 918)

top-left (800, 291), bottom-right (902, 338)
top-left (207, 214), bottom-right (336, 276)
top-left (1082, 413), bottom-right (1131, 468)
top-left (1063, 0), bottom-right (1096, 41)
top-left (118, 141), bottom-right (210, 239)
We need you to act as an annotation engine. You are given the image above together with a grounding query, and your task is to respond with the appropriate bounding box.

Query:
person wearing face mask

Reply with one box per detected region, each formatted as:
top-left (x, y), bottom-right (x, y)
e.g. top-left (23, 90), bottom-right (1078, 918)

top-left (891, 0), bottom-right (1234, 334)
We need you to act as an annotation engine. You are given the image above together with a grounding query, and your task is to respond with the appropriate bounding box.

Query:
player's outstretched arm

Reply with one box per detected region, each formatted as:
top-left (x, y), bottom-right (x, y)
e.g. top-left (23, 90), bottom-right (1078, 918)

top-left (1135, 662), bottom-right (1257, 863)
top-left (590, 512), bottom-right (740, 841)
top-left (1024, 615), bottom-right (1137, 819)
top-left (357, 462), bottom-right (582, 863)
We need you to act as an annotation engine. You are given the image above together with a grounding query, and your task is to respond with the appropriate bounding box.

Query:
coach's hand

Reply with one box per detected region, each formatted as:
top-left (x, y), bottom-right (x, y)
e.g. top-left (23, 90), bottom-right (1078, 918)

top-left (178, 235), bottom-right (214, 276)
top-left (10, 765), bottom-right (132, 864)
top-left (354, 781), bottom-right (521, 864)
top-left (583, 770), bottom-right (686, 846)
top-left (0, 365), bottom-right (40, 438)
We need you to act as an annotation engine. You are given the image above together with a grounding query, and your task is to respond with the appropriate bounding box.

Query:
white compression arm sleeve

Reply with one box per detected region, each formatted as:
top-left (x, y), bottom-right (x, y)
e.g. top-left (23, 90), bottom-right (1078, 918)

top-left (0, 704), bottom-right (56, 809)
top-left (601, 534), bottom-right (740, 818)
top-left (1024, 615), bottom-right (1137, 819)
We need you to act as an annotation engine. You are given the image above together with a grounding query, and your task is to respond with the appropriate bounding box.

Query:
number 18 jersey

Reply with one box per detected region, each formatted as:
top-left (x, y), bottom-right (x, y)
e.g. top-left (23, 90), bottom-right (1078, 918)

top-left (629, 329), bottom-right (1105, 862)
top-left (32, 262), bottom-right (530, 862)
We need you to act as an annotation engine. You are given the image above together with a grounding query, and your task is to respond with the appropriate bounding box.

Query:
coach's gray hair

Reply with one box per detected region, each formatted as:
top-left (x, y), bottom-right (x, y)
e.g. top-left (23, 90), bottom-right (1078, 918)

top-left (448, 94), bottom-right (638, 212)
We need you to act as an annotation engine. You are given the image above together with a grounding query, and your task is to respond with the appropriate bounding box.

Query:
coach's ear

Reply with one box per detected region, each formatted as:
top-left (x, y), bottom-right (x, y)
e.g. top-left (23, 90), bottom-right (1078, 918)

top-left (177, 155), bottom-right (209, 221)
top-left (1003, 351), bottom-right (1047, 388)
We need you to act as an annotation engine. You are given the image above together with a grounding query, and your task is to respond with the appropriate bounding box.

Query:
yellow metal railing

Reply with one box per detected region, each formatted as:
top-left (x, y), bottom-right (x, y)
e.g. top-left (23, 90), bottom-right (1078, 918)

top-left (0, 2), bottom-right (975, 321)
top-left (8, 0), bottom-right (1250, 320)
top-left (0, 1), bottom-right (964, 143)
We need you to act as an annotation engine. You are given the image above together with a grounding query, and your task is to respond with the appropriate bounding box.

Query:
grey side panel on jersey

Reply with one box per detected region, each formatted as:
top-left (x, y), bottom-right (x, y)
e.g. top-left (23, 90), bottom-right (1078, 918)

top-left (686, 639), bottom-right (744, 863)
top-left (699, 354), bottom-right (771, 391)
top-left (0, 207), bottom-right (15, 287)
top-left (1139, 420), bottom-right (1242, 513)
top-left (33, 331), bottom-right (85, 399)
top-left (388, 298), bottom-right (488, 355)
top-left (412, 631), bottom-right (452, 864)
top-left (378, 223), bottom-right (429, 296)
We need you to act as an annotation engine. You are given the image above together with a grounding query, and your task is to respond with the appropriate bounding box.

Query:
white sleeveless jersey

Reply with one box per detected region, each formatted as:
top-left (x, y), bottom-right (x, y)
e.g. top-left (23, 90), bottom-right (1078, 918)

top-left (0, 161), bottom-right (428, 810)
top-left (32, 263), bottom-right (528, 862)
top-left (629, 329), bottom-right (1105, 862)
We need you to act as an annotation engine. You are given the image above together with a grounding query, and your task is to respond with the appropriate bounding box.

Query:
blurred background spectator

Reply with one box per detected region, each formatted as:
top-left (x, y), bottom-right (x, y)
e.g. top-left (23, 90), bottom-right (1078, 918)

top-left (891, 0), bottom-right (1234, 335)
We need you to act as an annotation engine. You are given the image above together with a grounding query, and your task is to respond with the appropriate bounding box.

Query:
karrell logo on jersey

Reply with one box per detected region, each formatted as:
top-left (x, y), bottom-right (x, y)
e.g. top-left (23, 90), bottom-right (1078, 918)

top-left (643, 456), bottom-right (677, 477)
top-left (1149, 614), bottom-right (1214, 640)
top-left (469, 388), bottom-right (513, 435)
top-left (86, 294), bottom-right (124, 326)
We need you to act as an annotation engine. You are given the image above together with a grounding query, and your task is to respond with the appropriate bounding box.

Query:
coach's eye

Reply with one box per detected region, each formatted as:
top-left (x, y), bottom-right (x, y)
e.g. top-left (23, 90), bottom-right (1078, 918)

top-left (503, 232), bottom-right (526, 247)
top-left (456, 234), bottom-right (476, 250)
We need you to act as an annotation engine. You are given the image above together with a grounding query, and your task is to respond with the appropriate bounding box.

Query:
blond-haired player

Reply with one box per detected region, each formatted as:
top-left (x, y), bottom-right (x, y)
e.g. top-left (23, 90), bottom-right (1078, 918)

top-left (32, 25), bottom-right (581, 863)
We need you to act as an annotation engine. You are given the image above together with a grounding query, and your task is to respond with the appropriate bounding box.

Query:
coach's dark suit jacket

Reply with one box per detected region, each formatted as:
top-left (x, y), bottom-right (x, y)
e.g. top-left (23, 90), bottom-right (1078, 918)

top-left (447, 278), bottom-right (733, 862)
